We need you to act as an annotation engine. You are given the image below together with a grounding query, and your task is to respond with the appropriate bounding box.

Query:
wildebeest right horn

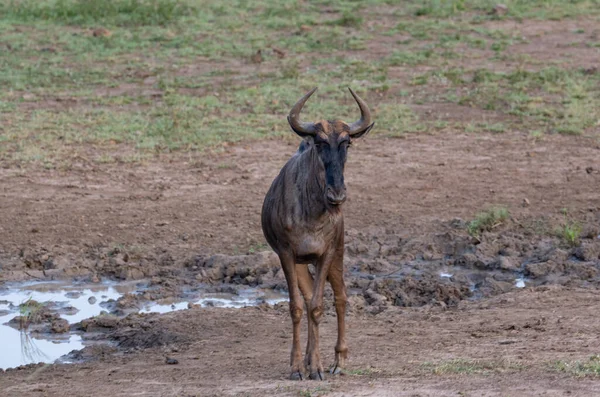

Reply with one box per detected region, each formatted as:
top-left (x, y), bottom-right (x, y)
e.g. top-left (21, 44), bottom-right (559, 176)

top-left (347, 87), bottom-right (373, 137)
top-left (287, 87), bottom-right (318, 137)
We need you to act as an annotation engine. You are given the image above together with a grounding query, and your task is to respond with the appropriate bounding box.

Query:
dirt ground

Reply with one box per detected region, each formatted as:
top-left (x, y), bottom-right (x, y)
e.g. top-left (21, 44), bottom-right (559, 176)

top-left (1, 131), bottom-right (600, 396)
top-left (1, 286), bottom-right (600, 397)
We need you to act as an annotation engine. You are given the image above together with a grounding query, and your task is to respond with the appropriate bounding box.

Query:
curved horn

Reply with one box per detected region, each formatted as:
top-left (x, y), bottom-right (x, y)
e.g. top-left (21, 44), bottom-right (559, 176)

top-left (347, 87), bottom-right (373, 137)
top-left (287, 87), bottom-right (318, 137)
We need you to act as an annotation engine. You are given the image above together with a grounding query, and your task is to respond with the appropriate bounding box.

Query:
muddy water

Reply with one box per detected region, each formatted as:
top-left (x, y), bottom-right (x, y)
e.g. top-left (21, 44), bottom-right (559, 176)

top-left (0, 281), bottom-right (133, 370)
top-left (0, 281), bottom-right (287, 370)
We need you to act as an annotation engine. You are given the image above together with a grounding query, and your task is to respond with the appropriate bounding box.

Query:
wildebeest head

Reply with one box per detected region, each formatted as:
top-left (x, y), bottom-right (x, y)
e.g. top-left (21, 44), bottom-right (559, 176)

top-left (287, 87), bottom-right (374, 206)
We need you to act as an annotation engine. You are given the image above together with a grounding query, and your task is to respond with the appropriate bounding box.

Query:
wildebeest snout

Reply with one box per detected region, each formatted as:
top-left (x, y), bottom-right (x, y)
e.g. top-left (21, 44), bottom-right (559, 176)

top-left (326, 187), bottom-right (346, 205)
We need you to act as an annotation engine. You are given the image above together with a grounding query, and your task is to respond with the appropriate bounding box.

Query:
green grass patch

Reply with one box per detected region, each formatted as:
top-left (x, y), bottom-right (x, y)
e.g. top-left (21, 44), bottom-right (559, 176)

top-left (555, 217), bottom-right (582, 247)
top-left (374, 103), bottom-right (425, 135)
top-left (560, 222), bottom-right (582, 247)
top-left (1, 0), bottom-right (600, 166)
top-left (387, 49), bottom-right (435, 66)
top-left (410, 0), bottom-right (600, 20)
top-left (422, 358), bottom-right (524, 375)
top-left (553, 355), bottom-right (600, 377)
top-left (555, 209), bottom-right (582, 247)
top-left (1, 0), bottom-right (197, 27)
top-left (450, 67), bottom-right (600, 135)
top-left (468, 207), bottom-right (510, 236)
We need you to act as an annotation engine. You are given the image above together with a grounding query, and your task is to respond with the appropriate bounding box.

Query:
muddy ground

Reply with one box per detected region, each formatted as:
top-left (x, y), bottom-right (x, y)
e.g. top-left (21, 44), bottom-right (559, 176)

top-left (1, 131), bottom-right (600, 396)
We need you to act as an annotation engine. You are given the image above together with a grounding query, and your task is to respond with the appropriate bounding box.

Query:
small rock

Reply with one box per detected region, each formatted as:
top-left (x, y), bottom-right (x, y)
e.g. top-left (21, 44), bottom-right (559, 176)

top-left (498, 256), bottom-right (519, 271)
top-left (364, 289), bottom-right (388, 305)
top-left (450, 218), bottom-right (466, 229)
top-left (94, 315), bottom-right (119, 328)
top-left (586, 166), bottom-right (594, 174)
top-left (522, 198), bottom-right (530, 207)
top-left (92, 28), bottom-right (112, 37)
top-left (43, 259), bottom-right (55, 270)
top-left (165, 357), bottom-right (179, 365)
top-left (88, 296), bottom-right (97, 304)
top-left (272, 47), bottom-right (286, 58)
top-left (525, 261), bottom-right (557, 278)
top-left (492, 4), bottom-right (508, 15)
top-left (250, 49), bottom-right (263, 64)
top-left (143, 76), bottom-right (157, 85)
top-left (572, 243), bottom-right (600, 261)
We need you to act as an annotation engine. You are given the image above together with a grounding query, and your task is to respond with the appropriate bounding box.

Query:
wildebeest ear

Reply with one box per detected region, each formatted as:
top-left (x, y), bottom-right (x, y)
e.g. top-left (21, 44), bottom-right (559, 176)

top-left (349, 122), bottom-right (374, 139)
top-left (297, 138), bottom-right (310, 153)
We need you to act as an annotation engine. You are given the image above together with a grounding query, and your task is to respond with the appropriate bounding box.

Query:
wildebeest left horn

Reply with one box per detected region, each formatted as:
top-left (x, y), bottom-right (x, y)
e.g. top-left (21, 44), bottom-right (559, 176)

top-left (288, 87), bottom-right (318, 137)
top-left (347, 87), bottom-right (373, 137)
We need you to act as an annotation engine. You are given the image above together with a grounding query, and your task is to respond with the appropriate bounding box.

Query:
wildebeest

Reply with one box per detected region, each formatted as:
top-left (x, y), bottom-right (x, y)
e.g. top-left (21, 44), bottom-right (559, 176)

top-left (261, 87), bottom-right (374, 380)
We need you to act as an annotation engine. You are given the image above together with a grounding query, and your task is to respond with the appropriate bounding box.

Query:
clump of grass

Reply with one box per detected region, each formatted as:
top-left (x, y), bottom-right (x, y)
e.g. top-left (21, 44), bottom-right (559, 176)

top-left (387, 49), bottom-right (434, 66)
top-left (483, 122), bottom-right (507, 133)
top-left (558, 221), bottom-right (581, 247)
top-left (374, 103), bottom-right (424, 135)
top-left (556, 209), bottom-right (582, 247)
top-left (553, 355), bottom-right (600, 377)
top-left (467, 207), bottom-right (509, 236)
top-left (247, 242), bottom-right (269, 254)
top-left (18, 298), bottom-right (46, 329)
top-left (344, 367), bottom-right (381, 376)
top-left (297, 385), bottom-right (331, 397)
top-left (422, 358), bottom-right (523, 375)
top-left (280, 59), bottom-right (300, 80)
top-left (327, 11), bottom-right (363, 28)
top-left (414, 0), bottom-right (467, 18)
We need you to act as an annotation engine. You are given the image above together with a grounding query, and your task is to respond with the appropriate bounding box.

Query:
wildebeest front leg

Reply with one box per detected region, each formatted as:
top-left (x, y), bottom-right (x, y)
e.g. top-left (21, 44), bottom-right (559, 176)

top-left (296, 264), bottom-right (314, 368)
top-left (279, 254), bottom-right (304, 380)
top-left (327, 252), bottom-right (348, 375)
top-left (306, 255), bottom-right (332, 380)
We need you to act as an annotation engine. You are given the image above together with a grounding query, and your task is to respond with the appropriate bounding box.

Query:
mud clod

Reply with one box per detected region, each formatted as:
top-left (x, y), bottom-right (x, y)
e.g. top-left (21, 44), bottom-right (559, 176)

top-left (51, 318), bottom-right (69, 333)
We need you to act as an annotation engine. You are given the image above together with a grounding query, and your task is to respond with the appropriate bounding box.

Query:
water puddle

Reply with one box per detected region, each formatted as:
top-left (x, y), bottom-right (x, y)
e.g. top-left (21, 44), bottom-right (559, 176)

top-left (140, 288), bottom-right (287, 314)
top-left (0, 281), bottom-right (129, 370)
top-left (0, 281), bottom-right (287, 370)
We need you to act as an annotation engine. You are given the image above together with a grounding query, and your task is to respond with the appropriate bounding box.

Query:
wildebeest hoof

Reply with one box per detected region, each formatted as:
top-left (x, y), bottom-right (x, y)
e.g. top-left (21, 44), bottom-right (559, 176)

top-left (309, 370), bottom-right (325, 381)
top-left (329, 365), bottom-right (343, 375)
top-left (290, 371), bottom-right (304, 381)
